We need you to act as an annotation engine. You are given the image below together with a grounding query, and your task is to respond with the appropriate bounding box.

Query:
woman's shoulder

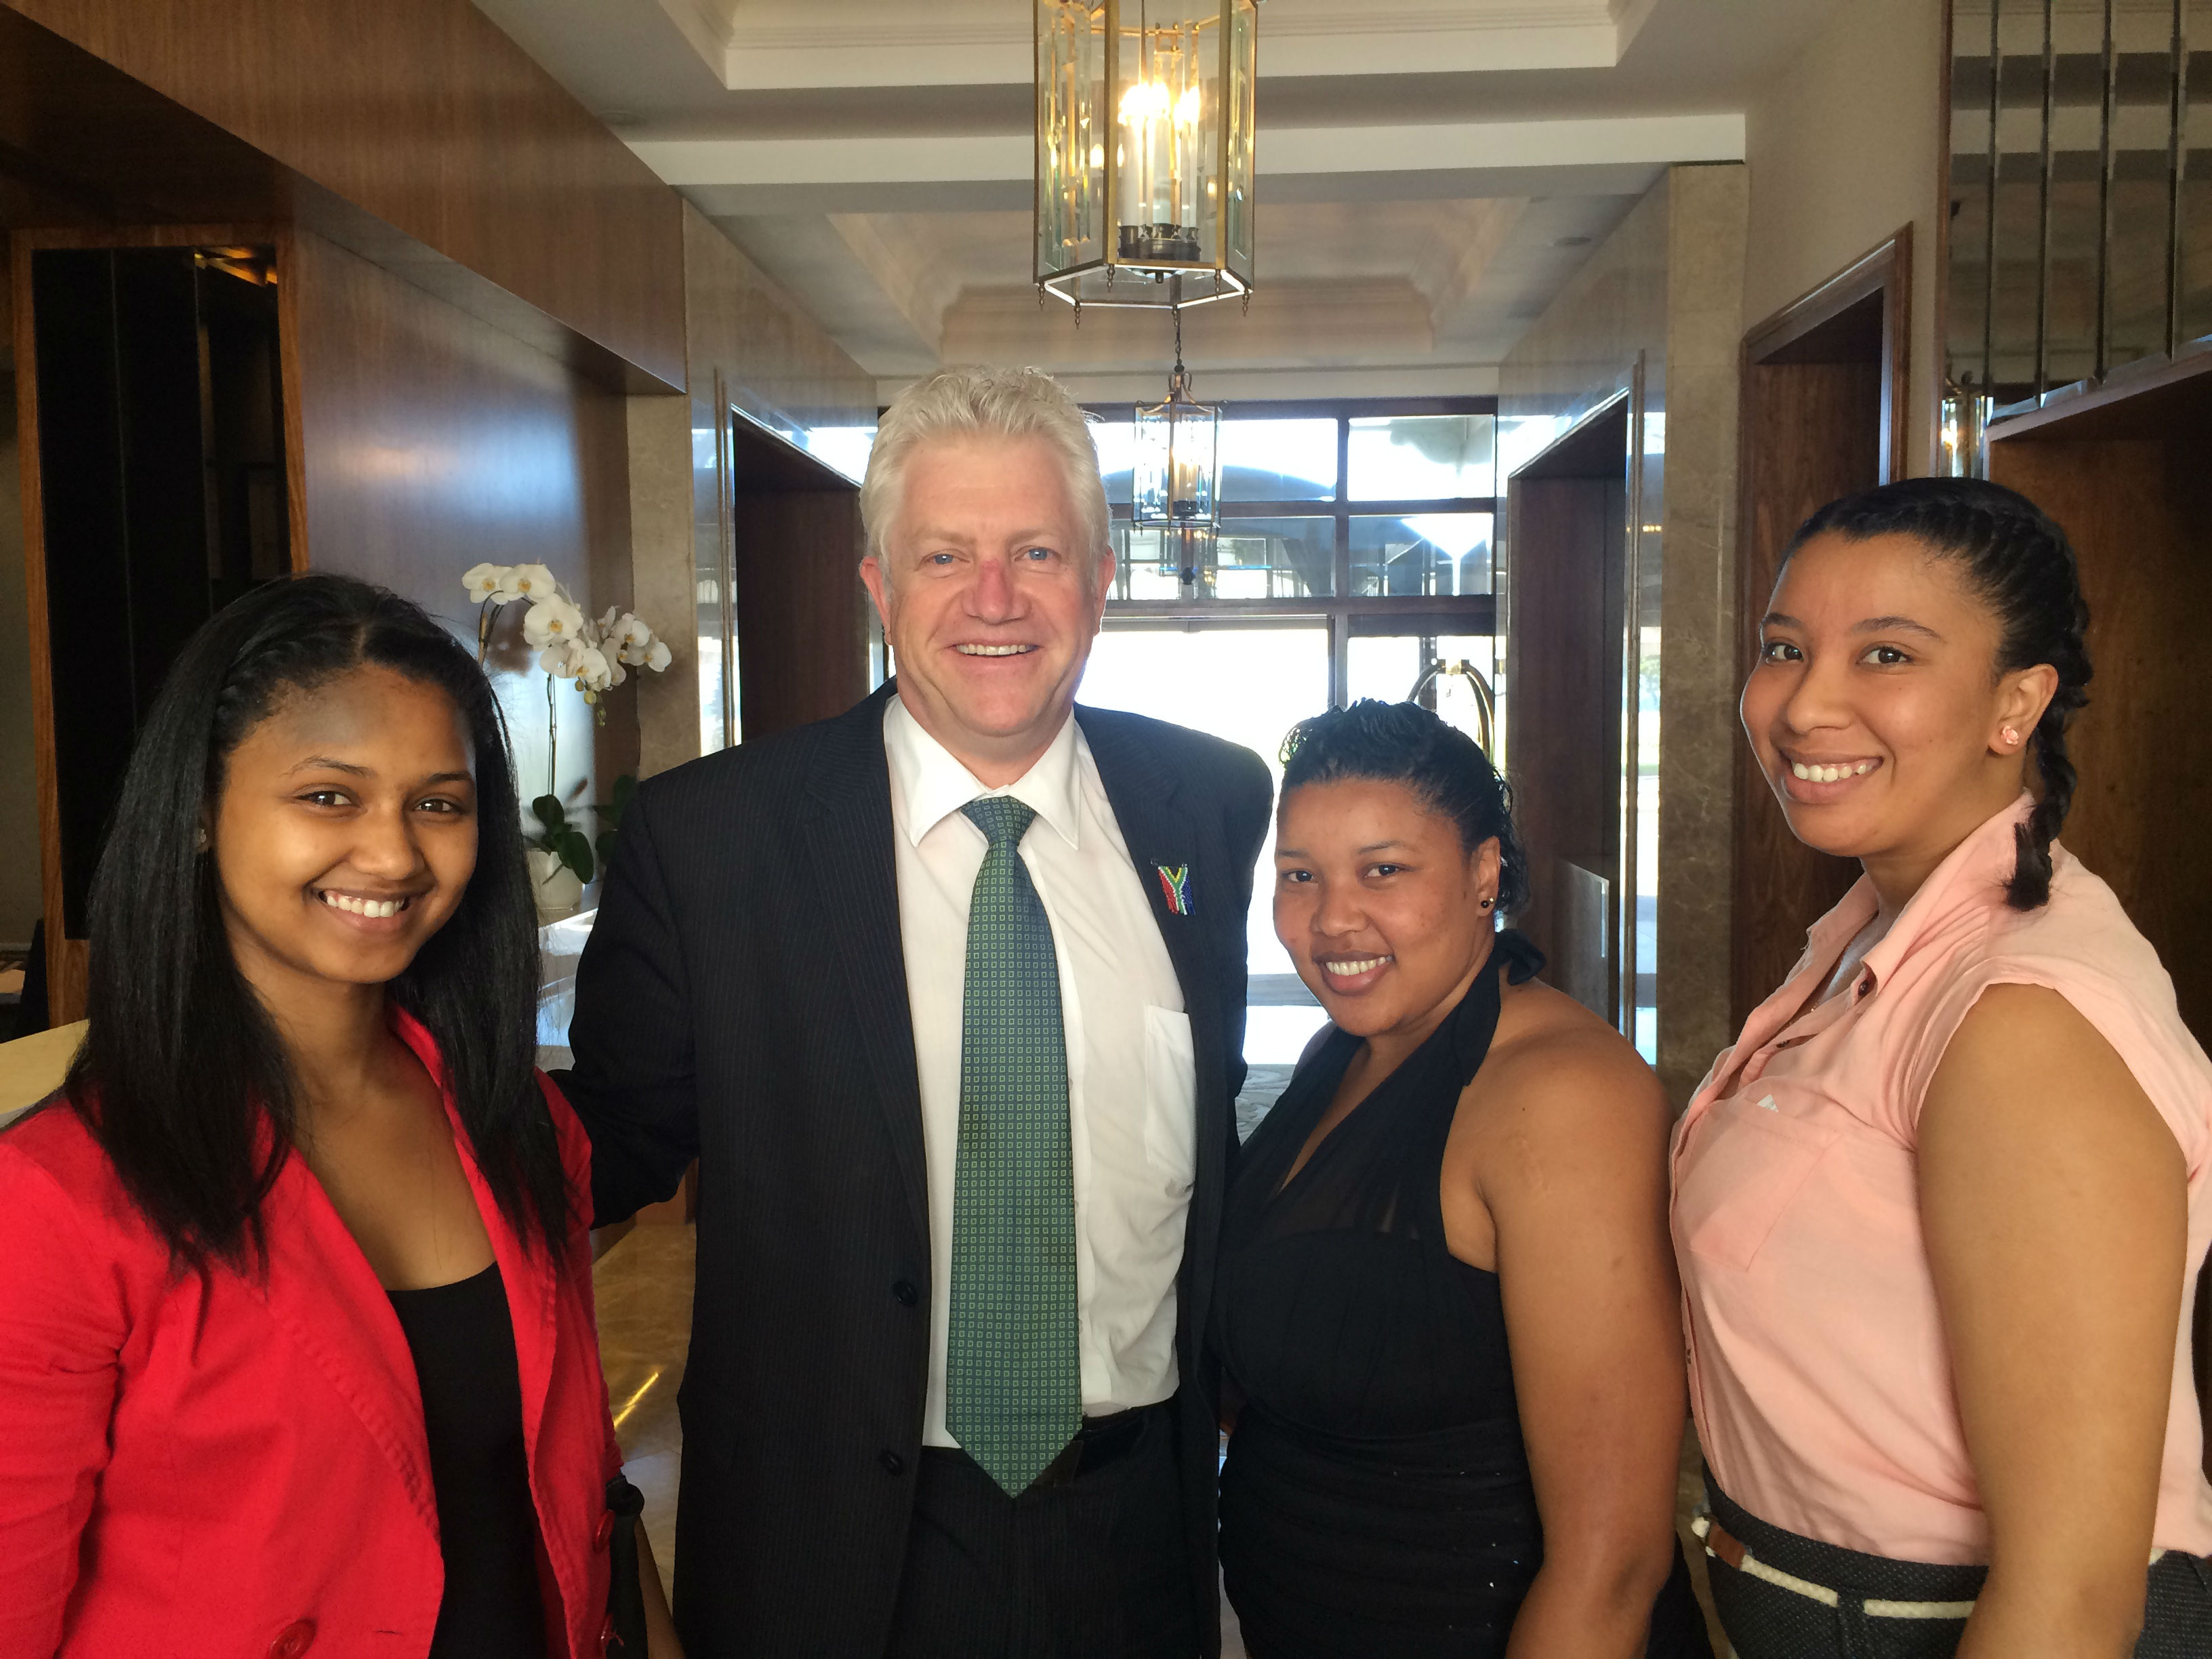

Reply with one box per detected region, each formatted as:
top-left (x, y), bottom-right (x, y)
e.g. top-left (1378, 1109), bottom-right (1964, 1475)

top-left (2, 1094), bottom-right (114, 1198)
top-left (1895, 846), bottom-right (2212, 1155)
top-left (0, 1094), bottom-right (157, 1273)
top-left (1472, 979), bottom-right (1667, 1145)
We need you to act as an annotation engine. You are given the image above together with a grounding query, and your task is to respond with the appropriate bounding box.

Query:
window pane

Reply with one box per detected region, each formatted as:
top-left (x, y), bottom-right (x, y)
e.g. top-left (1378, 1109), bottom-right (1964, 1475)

top-left (1107, 526), bottom-right (1191, 600)
top-left (1214, 516), bottom-right (1333, 597)
top-left (1111, 518), bottom-right (1335, 598)
top-left (1349, 512), bottom-right (1492, 598)
top-left (1093, 417), bottom-right (1138, 506)
top-left (1220, 417), bottom-right (1337, 500)
top-left (1345, 634), bottom-right (1496, 752)
top-left (1347, 413), bottom-right (1494, 499)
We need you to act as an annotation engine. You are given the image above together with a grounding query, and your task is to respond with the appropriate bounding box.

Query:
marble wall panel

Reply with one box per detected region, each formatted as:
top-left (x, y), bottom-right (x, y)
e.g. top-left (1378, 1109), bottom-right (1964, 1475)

top-left (1742, 0), bottom-right (1942, 472)
top-left (625, 205), bottom-right (878, 775)
top-left (1657, 166), bottom-right (1750, 1110)
top-left (1500, 165), bottom-right (1749, 1109)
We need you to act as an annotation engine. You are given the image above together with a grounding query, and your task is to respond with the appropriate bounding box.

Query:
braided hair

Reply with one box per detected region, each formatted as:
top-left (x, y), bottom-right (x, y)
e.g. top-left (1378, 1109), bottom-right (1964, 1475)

top-left (1783, 477), bottom-right (2091, 910)
top-left (58, 573), bottom-right (567, 1273)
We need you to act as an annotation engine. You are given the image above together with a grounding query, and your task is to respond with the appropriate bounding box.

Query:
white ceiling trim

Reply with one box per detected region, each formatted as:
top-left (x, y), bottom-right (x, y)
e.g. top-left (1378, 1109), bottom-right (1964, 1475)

top-left (674, 0), bottom-right (1663, 89)
top-left (630, 113), bottom-right (1743, 188)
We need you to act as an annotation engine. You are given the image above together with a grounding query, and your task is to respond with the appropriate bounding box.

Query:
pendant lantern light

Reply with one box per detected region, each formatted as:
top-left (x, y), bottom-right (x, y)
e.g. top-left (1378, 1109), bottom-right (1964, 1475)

top-left (1033, 0), bottom-right (1259, 312)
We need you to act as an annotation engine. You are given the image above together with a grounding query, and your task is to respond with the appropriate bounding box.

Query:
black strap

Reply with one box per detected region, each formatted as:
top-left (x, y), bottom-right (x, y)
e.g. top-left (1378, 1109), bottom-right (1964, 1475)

top-left (605, 1474), bottom-right (649, 1659)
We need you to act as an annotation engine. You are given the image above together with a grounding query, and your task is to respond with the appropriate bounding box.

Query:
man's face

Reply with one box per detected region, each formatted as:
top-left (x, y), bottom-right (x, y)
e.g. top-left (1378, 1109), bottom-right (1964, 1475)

top-left (860, 435), bottom-right (1111, 782)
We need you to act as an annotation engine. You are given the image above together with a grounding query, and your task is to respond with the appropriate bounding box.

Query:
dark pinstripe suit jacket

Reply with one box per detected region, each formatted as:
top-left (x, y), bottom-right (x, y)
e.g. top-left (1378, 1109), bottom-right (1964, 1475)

top-left (559, 682), bottom-right (1274, 1658)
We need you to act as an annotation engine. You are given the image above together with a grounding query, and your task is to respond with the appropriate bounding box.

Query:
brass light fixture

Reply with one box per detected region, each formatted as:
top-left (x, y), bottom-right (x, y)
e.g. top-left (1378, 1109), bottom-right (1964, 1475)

top-left (1033, 0), bottom-right (1258, 312)
top-left (1131, 304), bottom-right (1221, 586)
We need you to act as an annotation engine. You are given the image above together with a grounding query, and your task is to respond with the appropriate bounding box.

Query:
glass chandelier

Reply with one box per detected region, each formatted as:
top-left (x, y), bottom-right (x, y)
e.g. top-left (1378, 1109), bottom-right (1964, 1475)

top-left (1132, 305), bottom-right (1222, 586)
top-left (1033, 0), bottom-right (1258, 311)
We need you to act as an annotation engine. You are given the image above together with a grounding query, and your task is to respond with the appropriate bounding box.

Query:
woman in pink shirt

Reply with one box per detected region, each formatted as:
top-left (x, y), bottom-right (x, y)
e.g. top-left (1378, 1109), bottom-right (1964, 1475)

top-left (1674, 478), bottom-right (2212, 1657)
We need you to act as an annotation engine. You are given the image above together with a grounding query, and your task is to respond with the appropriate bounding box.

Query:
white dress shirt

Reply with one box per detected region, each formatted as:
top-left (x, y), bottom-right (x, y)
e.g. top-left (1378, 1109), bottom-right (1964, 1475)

top-left (883, 695), bottom-right (1196, 1448)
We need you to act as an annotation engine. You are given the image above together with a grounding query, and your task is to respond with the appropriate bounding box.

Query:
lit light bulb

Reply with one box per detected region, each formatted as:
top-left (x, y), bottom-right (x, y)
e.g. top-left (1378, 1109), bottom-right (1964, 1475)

top-left (1174, 84), bottom-right (1202, 126)
top-left (1120, 81), bottom-right (1171, 124)
top-left (1090, 144), bottom-right (1105, 167)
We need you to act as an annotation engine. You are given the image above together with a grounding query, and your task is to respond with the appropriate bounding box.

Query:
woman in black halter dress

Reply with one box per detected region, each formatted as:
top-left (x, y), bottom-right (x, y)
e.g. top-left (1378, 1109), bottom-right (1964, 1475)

top-left (1214, 701), bottom-right (1711, 1659)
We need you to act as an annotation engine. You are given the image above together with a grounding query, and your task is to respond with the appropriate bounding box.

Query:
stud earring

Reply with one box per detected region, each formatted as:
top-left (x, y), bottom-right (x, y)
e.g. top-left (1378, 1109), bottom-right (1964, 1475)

top-left (194, 826), bottom-right (209, 853)
top-left (2000, 726), bottom-right (2020, 747)
top-left (1479, 897), bottom-right (1494, 911)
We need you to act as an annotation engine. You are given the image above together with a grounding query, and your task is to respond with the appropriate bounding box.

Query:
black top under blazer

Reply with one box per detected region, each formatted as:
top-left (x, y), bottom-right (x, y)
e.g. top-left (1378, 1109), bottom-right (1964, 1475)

top-left (558, 682), bottom-right (1274, 1659)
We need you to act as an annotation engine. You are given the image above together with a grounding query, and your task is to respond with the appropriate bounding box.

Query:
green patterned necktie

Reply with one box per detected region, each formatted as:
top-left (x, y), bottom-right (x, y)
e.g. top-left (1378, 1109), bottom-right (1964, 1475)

top-left (945, 795), bottom-right (1080, 1496)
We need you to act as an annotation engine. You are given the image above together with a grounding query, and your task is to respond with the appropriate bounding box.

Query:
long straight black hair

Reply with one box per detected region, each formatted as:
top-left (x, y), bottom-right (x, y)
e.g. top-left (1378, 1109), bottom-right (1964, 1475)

top-left (63, 573), bottom-right (567, 1271)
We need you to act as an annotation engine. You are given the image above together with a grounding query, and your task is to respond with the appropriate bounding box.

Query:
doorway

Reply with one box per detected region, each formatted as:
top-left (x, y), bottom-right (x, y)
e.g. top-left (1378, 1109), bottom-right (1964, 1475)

top-left (1503, 395), bottom-right (1639, 1035)
top-left (705, 405), bottom-right (869, 748)
top-left (1730, 229), bottom-right (1912, 1030)
top-left (13, 232), bottom-right (293, 1023)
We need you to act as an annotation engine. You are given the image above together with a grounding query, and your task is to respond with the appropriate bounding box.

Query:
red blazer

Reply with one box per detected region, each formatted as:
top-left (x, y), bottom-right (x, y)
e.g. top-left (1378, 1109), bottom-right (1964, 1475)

top-left (0, 1012), bottom-right (622, 1659)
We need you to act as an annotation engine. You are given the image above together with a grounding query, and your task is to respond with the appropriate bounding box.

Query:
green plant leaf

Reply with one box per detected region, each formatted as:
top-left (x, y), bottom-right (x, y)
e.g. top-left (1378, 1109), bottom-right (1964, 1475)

top-left (531, 794), bottom-right (567, 832)
top-left (555, 827), bottom-right (595, 885)
top-left (605, 773), bottom-right (637, 830)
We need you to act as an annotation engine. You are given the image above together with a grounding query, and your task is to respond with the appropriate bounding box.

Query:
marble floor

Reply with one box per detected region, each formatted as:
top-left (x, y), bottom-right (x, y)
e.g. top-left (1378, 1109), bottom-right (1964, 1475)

top-left (592, 1222), bottom-right (1727, 1654)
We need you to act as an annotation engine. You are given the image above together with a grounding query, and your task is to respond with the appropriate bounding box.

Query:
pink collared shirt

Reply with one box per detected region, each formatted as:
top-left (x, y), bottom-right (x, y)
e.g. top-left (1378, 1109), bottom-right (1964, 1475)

top-left (1673, 795), bottom-right (2212, 1563)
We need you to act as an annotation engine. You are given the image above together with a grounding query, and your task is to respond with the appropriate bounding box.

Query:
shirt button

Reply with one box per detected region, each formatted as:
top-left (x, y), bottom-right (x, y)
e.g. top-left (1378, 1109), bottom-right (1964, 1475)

top-left (892, 1279), bottom-right (918, 1307)
top-left (268, 1621), bottom-right (316, 1659)
top-left (594, 1509), bottom-right (615, 1551)
top-left (880, 1449), bottom-right (906, 1476)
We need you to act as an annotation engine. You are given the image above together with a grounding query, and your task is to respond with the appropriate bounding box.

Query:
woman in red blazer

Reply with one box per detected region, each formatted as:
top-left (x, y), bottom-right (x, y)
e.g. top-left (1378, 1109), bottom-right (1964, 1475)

top-left (0, 575), bottom-right (676, 1658)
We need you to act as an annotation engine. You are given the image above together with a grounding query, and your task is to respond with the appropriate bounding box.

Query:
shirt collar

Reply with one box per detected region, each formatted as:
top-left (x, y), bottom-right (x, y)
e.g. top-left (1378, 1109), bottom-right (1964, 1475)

top-left (1856, 791), bottom-right (2036, 991)
top-left (884, 693), bottom-right (1084, 851)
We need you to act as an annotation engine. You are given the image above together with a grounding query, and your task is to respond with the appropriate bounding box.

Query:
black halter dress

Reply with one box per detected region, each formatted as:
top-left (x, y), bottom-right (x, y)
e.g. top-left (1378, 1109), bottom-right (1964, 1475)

top-left (1212, 932), bottom-right (1709, 1659)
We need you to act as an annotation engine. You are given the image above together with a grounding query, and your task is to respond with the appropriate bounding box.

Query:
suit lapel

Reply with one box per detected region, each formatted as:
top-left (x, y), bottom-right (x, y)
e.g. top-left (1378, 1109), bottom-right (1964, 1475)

top-left (806, 684), bottom-right (931, 1245)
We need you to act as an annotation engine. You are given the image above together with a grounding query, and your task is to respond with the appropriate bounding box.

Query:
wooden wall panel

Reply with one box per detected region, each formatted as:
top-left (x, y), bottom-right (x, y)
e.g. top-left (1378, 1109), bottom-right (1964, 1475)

top-left (1986, 436), bottom-right (2212, 1042)
top-left (732, 491), bottom-right (867, 742)
top-left (1729, 356), bottom-right (1880, 1027)
top-left (0, 1), bottom-right (684, 391)
top-left (288, 230), bottom-right (637, 804)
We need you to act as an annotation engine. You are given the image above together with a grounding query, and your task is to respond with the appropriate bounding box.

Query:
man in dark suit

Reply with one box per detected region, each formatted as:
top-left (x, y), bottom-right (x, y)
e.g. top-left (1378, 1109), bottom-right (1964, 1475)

top-left (562, 365), bottom-right (1273, 1658)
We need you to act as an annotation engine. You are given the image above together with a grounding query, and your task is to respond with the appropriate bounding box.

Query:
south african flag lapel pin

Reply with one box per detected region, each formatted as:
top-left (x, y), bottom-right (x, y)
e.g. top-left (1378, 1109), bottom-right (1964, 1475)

top-left (1155, 864), bottom-right (1193, 916)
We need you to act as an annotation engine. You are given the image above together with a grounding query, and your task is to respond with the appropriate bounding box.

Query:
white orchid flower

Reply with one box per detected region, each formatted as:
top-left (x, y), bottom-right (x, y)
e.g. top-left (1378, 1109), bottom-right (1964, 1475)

top-left (538, 642), bottom-right (578, 678)
top-left (507, 563), bottom-right (559, 603)
top-left (597, 605), bottom-right (623, 638)
top-left (644, 639), bottom-right (672, 673)
top-left (568, 644), bottom-right (613, 692)
top-left (463, 562), bottom-right (514, 604)
top-left (523, 594), bottom-right (587, 649)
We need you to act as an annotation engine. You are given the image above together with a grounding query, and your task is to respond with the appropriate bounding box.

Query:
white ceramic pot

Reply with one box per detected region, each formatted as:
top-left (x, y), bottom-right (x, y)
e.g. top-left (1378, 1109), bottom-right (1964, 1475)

top-left (528, 846), bottom-right (586, 922)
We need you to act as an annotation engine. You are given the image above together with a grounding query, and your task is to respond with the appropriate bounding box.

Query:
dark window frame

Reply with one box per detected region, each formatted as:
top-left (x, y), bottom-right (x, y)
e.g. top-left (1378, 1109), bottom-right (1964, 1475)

top-left (1086, 395), bottom-right (1498, 705)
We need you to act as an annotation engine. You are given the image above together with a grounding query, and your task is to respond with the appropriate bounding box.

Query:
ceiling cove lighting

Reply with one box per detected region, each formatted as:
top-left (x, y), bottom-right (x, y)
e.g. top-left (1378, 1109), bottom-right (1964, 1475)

top-left (1034, 0), bottom-right (1258, 312)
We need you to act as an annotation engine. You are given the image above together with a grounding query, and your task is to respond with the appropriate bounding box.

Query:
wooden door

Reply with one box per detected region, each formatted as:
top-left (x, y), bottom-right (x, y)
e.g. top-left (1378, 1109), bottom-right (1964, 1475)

top-left (1730, 230), bottom-right (1912, 1029)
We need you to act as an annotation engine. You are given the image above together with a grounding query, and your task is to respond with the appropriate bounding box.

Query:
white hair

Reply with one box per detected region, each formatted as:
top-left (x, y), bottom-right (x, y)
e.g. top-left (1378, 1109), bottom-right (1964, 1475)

top-left (861, 365), bottom-right (1112, 585)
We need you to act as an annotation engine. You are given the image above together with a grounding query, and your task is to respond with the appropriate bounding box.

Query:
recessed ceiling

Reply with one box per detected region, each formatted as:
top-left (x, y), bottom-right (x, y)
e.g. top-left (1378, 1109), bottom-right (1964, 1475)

top-left (475, 0), bottom-right (1846, 396)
